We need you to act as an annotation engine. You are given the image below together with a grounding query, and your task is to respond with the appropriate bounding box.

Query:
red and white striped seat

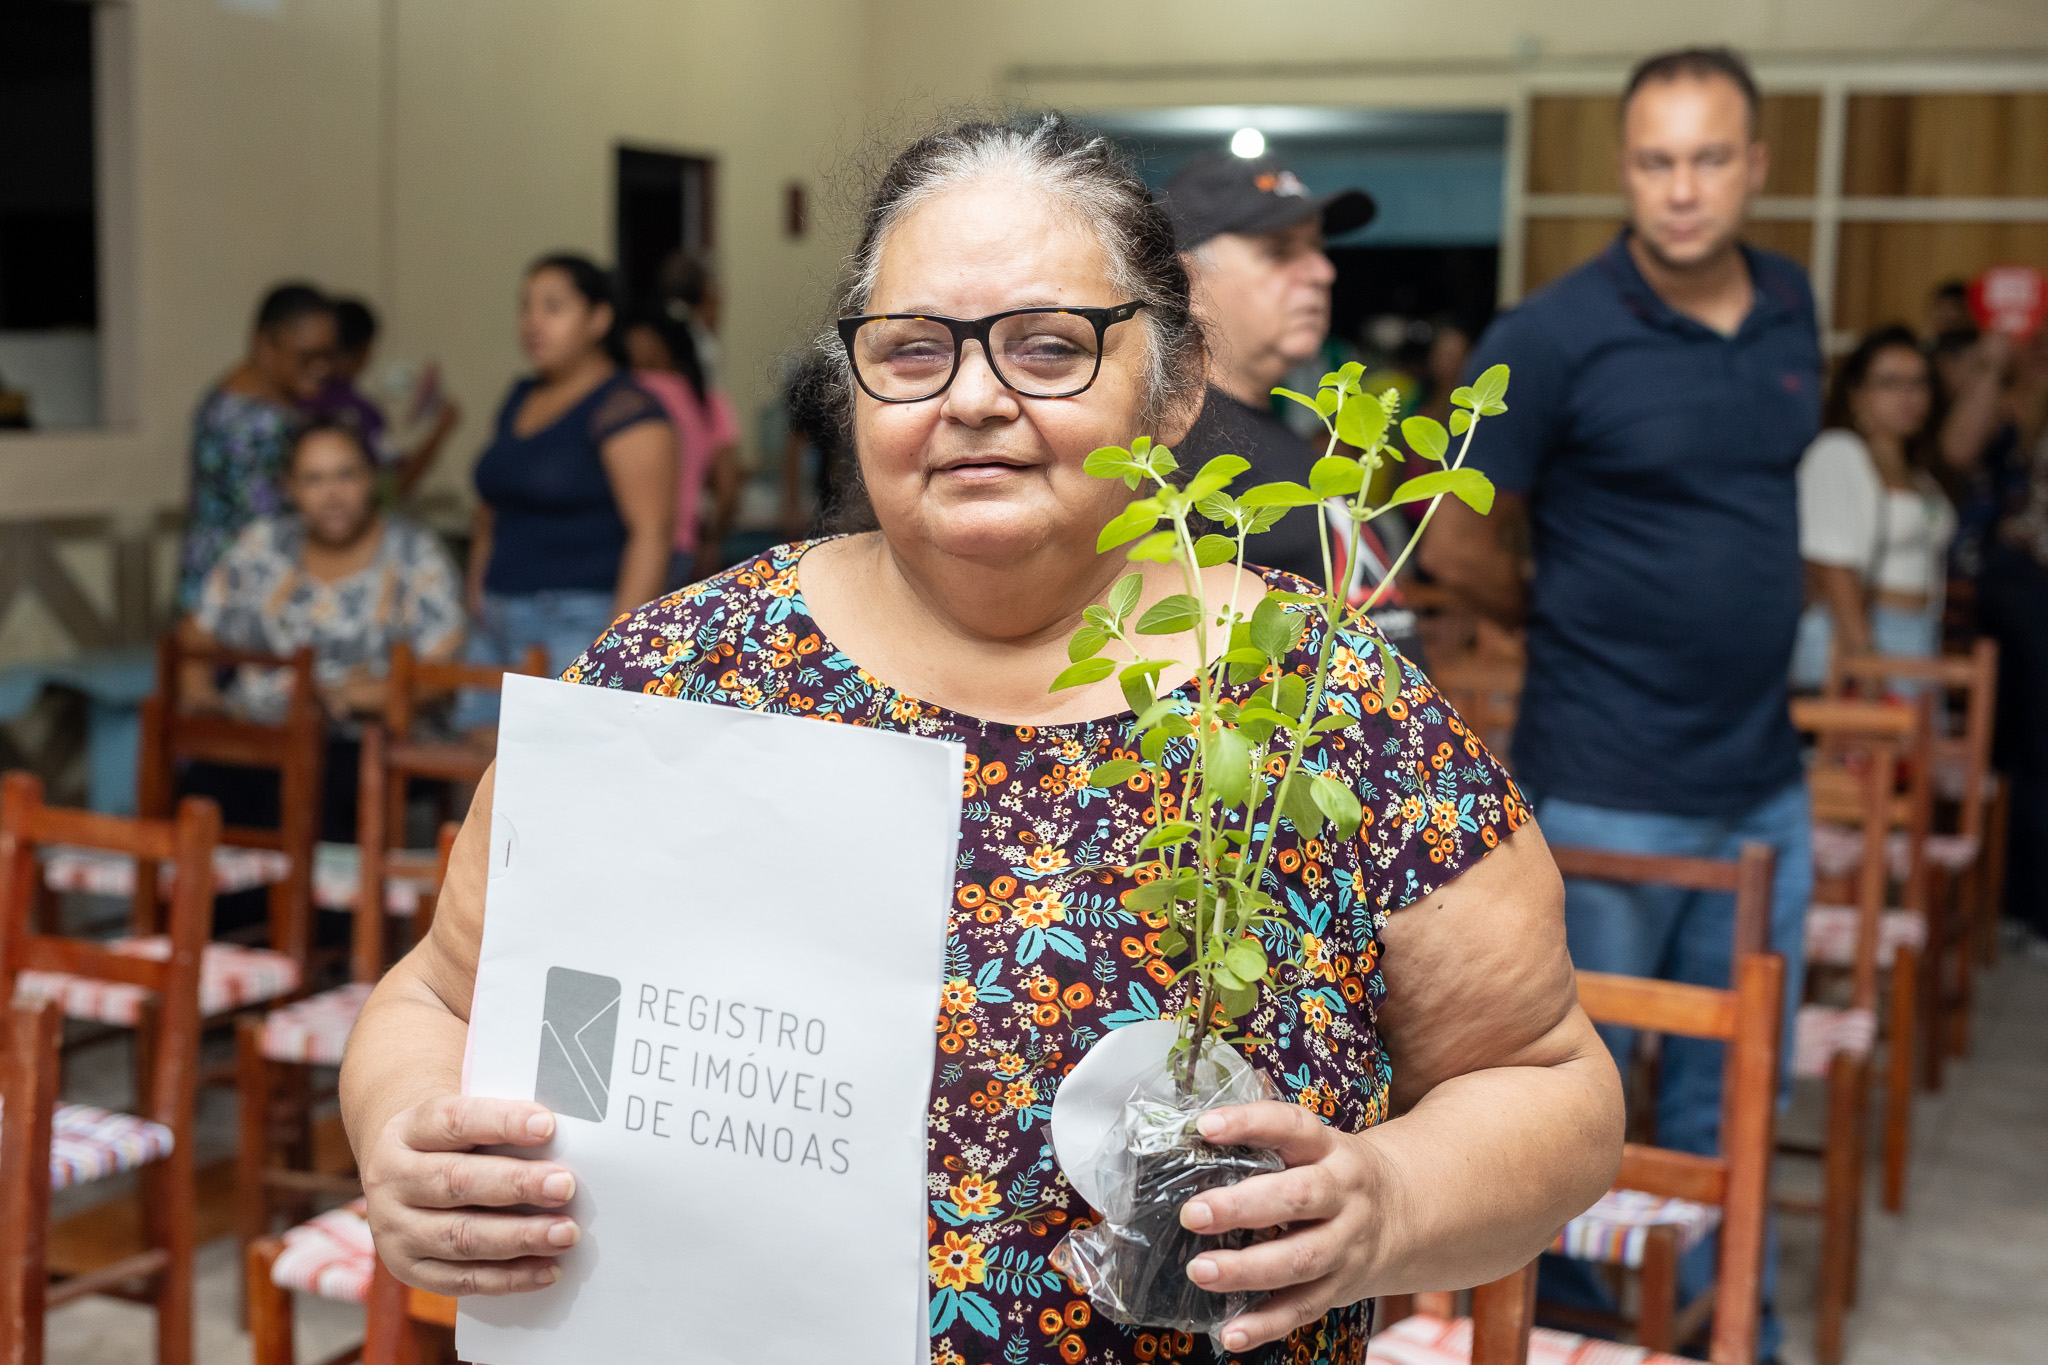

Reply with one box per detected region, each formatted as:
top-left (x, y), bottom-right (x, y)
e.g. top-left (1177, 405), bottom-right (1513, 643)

top-left (269, 1199), bottom-right (375, 1304)
top-left (1366, 1313), bottom-right (1693, 1364)
top-left (1812, 824), bottom-right (1980, 881)
top-left (1792, 1004), bottom-right (1876, 1080)
top-left (0, 1100), bottom-right (178, 1190)
top-left (1805, 904), bottom-right (1928, 968)
top-left (259, 982), bottom-right (373, 1066)
top-left (1809, 823), bottom-right (1866, 880)
top-left (41, 843), bottom-right (290, 897)
top-left (312, 842), bottom-right (436, 915)
top-left (17, 935), bottom-right (300, 1025)
top-left (1551, 1189), bottom-right (1720, 1268)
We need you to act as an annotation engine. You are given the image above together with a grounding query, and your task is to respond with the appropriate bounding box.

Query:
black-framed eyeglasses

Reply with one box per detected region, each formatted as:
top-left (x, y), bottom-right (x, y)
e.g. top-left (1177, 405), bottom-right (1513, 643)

top-left (837, 302), bottom-right (1148, 403)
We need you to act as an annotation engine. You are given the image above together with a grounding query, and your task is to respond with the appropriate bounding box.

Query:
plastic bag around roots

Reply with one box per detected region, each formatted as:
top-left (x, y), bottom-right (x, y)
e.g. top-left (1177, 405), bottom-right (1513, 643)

top-left (1048, 1039), bottom-right (1284, 1341)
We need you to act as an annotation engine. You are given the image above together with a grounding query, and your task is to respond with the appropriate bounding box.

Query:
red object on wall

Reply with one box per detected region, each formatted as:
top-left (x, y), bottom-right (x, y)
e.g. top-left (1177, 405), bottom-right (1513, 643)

top-left (1968, 266), bottom-right (2047, 338)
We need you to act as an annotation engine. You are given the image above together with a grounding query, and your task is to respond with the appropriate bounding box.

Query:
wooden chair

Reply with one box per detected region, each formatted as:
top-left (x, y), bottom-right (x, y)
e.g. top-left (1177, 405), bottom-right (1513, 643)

top-left (244, 823), bottom-right (458, 1365)
top-left (0, 997), bottom-right (63, 1365)
top-left (1793, 698), bottom-right (1927, 1215)
top-left (1825, 640), bottom-right (1999, 1075)
top-left (0, 773), bottom-right (221, 1365)
top-left (1427, 629), bottom-right (1525, 764)
top-left (358, 1258), bottom-right (458, 1365)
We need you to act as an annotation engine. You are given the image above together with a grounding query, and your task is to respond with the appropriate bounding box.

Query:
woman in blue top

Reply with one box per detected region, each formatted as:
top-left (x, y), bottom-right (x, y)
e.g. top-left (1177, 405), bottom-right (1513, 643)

top-left (461, 255), bottom-right (675, 724)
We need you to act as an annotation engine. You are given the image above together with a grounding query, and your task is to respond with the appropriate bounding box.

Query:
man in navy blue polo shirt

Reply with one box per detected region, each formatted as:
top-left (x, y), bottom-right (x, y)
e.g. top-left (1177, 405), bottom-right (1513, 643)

top-left (1423, 48), bottom-right (1820, 1358)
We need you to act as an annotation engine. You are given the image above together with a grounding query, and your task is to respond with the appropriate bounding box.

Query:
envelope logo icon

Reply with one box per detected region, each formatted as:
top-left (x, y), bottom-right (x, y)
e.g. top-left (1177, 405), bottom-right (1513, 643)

top-left (536, 967), bottom-right (620, 1123)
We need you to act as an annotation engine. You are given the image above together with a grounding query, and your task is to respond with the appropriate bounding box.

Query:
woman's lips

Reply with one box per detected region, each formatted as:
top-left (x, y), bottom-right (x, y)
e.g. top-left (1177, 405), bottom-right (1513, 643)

top-left (937, 459), bottom-right (1034, 483)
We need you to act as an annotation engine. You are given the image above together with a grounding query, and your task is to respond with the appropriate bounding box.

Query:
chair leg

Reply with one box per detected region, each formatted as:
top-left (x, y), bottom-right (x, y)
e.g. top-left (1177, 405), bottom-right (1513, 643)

top-left (1982, 777), bottom-right (2010, 967)
top-left (1884, 947), bottom-right (1919, 1213)
top-left (1920, 879), bottom-right (1948, 1093)
top-left (1950, 866), bottom-right (1979, 1058)
top-left (1636, 1227), bottom-right (1678, 1353)
top-left (1816, 1051), bottom-right (1865, 1365)
top-left (237, 1016), bottom-right (274, 1324)
top-left (246, 1237), bottom-right (296, 1365)
top-left (142, 1150), bottom-right (196, 1365)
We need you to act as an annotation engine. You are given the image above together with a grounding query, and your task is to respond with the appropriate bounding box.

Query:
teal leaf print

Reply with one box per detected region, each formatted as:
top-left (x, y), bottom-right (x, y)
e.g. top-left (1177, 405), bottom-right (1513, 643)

top-left (972, 958), bottom-right (1014, 1004)
top-left (1102, 980), bottom-right (1161, 1029)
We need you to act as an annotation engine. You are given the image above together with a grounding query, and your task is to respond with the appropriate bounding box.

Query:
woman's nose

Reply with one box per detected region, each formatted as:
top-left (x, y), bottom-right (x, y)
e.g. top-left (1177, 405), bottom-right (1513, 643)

top-left (942, 341), bottom-right (1018, 425)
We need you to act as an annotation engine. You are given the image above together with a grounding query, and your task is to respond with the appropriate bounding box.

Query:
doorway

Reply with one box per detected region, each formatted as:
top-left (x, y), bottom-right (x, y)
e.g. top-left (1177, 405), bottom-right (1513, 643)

top-left (614, 146), bottom-right (714, 310)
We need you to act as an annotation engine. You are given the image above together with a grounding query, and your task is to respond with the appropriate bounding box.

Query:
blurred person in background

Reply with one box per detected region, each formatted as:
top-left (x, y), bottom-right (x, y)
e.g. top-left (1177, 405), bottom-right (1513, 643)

top-left (1421, 47), bottom-right (1820, 1356)
top-left (1793, 325), bottom-right (1953, 683)
top-left (178, 282), bottom-right (337, 607)
top-left (660, 250), bottom-right (724, 385)
top-left (459, 254), bottom-right (674, 727)
top-left (624, 305), bottom-right (740, 586)
top-left (1166, 153), bottom-right (1425, 661)
top-left (309, 297), bottom-right (462, 497)
top-left (182, 421), bottom-right (463, 840)
top-left (1925, 278), bottom-right (1973, 341)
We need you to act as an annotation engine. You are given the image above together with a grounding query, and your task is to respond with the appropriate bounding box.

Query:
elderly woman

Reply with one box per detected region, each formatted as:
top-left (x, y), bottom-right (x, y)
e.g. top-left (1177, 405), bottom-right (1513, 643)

top-left (341, 117), bottom-right (1621, 1362)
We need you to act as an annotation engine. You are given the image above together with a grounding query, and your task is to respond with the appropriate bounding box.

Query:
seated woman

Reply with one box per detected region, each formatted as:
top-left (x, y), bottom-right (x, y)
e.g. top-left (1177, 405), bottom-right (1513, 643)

top-left (341, 117), bottom-right (1622, 1362)
top-left (185, 420), bottom-right (464, 837)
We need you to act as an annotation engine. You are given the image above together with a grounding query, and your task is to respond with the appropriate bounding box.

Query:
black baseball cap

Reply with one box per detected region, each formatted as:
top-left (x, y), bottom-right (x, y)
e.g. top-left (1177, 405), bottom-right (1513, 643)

top-left (1162, 154), bottom-right (1377, 251)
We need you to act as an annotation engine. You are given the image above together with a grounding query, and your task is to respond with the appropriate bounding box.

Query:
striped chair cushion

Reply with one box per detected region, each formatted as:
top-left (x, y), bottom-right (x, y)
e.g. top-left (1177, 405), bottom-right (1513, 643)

top-left (1366, 1313), bottom-right (1694, 1364)
top-left (16, 935), bottom-right (301, 1026)
top-left (1793, 1005), bottom-right (1877, 1079)
top-left (1551, 1189), bottom-right (1720, 1268)
top-left (1806, 904), bottom-right (1928, 968)
top-left (312, 842), bottom-right (436, 915)
top-left (41, 844), bottom-right (290, 897)
top-left (1933, 758), bottom-right (1997, 804)
top-left (270, 1199), bottom-right (375, 1304)
top-left (1810, 823), bottom-right (1867, 880)
top-left (8, 1102), bottom-right (177, 1190)
top-left (1886, 829), bottom-right (1978, 877)
top-left (260, 983), bottom-right (373, 1066)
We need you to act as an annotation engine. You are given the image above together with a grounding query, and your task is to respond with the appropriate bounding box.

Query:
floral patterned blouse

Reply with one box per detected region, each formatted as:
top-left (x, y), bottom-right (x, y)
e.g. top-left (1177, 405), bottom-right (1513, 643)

top-left (565, 540), bottom-right (1527, 1365)
top-left (178, 386), bottom-right (300, 609)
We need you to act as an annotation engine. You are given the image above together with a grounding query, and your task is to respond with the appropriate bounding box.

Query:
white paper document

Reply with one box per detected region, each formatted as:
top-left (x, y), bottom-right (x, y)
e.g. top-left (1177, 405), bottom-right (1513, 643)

top-left (459, 675), bottom-right (962, 1365)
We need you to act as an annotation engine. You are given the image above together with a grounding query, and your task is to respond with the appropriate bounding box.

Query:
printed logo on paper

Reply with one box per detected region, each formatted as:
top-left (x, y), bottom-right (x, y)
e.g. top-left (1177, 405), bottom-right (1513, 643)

top-left (536, 967), bottom-right (620, 1122)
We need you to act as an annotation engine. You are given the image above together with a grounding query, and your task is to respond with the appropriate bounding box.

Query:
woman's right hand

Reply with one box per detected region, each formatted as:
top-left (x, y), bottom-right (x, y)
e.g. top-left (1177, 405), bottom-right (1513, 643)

top-left (359, 1093), bottom-right (581, 1296)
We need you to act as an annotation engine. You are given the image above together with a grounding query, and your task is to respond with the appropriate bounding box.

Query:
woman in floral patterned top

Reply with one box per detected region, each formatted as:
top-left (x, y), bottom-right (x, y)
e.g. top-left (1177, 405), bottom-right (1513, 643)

top-left (343, 117), bottom-right (1623, 1365)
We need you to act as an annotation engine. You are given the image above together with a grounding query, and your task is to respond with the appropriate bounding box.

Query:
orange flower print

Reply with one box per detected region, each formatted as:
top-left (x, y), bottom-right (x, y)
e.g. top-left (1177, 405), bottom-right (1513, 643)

top-left (989, 875), bottom-right (1019, 900)
top-left (764, 568), bottom-right (799, 599)
top-left (1401, 795), bottom-right (1426, 826)
top-left (1329, 646), bottom-right (1368, 688)
top-left (1023, 845), bottom-right (1070, 874)
top-left (950, 1172), bottom-right (1000, 1217)
top-left (1027, 973), bottom-right (1059, 1002)
top-left (1004, 1079), bottom-right (1036, 1110)
top-left (1302, 996), bottom-right (1332, 1033)
top-left (929, 1232), bottom-right (987, 1290)
top-left (1061, 982), bottom-right (1094, 1011)
top-left (994, 1052), bottom-right (1026, 1077)
top-left (955, 883), bottom-right (986, 909)
top-left (1012, 885), bottom-right (1065, 928)
top-left (939, 978), bottom-right (977, 1015)
top-left (1300, 932), bottom-right (1337, 983)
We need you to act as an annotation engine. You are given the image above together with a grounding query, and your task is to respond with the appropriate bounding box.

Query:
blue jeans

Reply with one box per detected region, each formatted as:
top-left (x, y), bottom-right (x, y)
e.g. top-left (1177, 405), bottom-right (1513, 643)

top-left (452, 590), bottom-right (617, 729)
top-left (1533, 778), bottom-right (1812, 1361)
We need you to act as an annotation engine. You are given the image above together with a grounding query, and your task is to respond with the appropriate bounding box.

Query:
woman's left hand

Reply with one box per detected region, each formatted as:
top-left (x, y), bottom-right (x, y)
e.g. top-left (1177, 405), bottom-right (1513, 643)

top-left (1177, 1101), bottom-right (1391, 1354)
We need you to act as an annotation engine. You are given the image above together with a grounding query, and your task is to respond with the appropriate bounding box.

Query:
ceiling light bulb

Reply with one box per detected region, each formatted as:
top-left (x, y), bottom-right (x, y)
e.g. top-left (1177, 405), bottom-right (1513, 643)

top-left (1230, 127), bottom-right (1265, 159)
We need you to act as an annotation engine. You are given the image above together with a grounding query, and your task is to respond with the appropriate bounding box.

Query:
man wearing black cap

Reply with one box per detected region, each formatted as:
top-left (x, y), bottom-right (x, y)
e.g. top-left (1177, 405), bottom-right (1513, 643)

top-left (1165, 154), bottom-right (1419, 651)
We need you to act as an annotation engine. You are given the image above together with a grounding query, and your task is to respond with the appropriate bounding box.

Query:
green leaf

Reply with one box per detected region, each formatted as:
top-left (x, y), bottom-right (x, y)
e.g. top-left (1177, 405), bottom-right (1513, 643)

top-left (1134, 697), bottom-right (1180, 731)
top-left (1275, 672), bottom-right (1308, 721)
top-left (1249, 594), bottom-right (1296, 659)
top-left (1270, 387), bottom-right (1324, 419)
top-left (1219, 982), bottom-right (1259, 1020)
top-left (1049, 657), bottom-right (1115, 692)
top-left (1205, 727), bottom-right (1254, 808)
top-left (1376, 638), bottom-right (1402, 713)
top-left (1470, 363), bottom-right (1510, 415)
top-left (1310, 772), bottom-right (1364, 841)
top-left (1121, 660), bottom-right (1175, 715)
top-left (1155, 711), bottom-right (1193, 738)
top-left (1141, 728), bottom-right (1171, 762)
top-left (1082, 604), bottom-right (1115, 631)
top-left (1335, 390), bottom-right (1388, 450)
top-left (1193, 533), bottom-right (1237, 567)
top-left (1309, 456), bottom-right (1365, 498)
top-left (1121, 673), bottom-right (1153, 715)
top-left (1157, 926), bottom-right (1187, 957)
top-left (1401, 415), bottom-right (1449, 464)
top-left (1138, 821), bottom-right (1197, 850)
top-left (1246, 506), bottom-right (1289, 534)
top-left (1185, 454), bottom-right (1251, 503)
top-left (1448, 385), bottom-right (1477, 411)
top-left (1097, 502), bottom-right (1160, 553)
top-left (1238, 482), bottom-right (1322, 508)
top-left (1281, 771), bottom-right (1325, 838)
top-left (1083, 444), bottom-right (1140, 479)
top-left (1135, 594), bottom-right (1202, 635)
top-left (1086, 758), bottom-right (1140, 788)
top-left (1386, 468), bottom-right (1495, 515)
top-left (1125, 530), bottom-right (1180, 563)
top-left (1313, 387), bottom-right (1341, 418)
top-left (1196, 492), bottom-right (1240, 525)
top-left (1224, 939), bottom-right (1267, 982)
top-left (1449, 408), bottom-right (1472, 435)
top-left (1123, 879), bottom-right (1172, 911)
top-left (1108, 572), bottom-right (1143, 623)
top-left (1067, 626), bottom-right (1109, 663)
top-left (1310, 711), bottom-right (1356, 735)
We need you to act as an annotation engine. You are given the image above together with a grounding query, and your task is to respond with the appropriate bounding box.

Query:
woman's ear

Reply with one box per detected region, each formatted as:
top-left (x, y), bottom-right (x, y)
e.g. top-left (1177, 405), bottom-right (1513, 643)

top-left (1157, 381), bottom-right (1205, 452)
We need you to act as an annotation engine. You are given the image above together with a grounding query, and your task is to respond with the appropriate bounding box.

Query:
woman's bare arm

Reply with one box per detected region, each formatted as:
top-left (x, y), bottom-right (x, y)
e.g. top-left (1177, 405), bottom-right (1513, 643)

top-left (602, 421), bottom-right (678, 614)
top-left (341, 767), bottom-right (582, 1295)
top-left (1180, 822), bottom-right (1623, 1351)
top-left (1809, 563), bottom-right (1870, 656)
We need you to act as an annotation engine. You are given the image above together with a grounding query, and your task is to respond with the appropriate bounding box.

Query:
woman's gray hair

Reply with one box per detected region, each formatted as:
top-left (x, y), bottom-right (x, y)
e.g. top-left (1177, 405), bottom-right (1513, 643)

top-left (809, 114), bottom-right (1207, 529)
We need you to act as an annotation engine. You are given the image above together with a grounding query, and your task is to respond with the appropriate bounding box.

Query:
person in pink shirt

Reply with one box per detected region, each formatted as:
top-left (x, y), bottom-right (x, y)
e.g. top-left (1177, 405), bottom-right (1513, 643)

top-left (624, 307), bottom-right (740, 586)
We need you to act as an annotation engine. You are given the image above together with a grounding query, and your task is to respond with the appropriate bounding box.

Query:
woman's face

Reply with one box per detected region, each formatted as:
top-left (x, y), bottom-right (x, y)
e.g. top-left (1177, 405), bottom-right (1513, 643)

top-left (519, 268), bottom-right (613, 377)
top-left (623, 323), bottom-right (673, 373)
top-left (253, 312), bottom-right (338, 402)
top-left (1850, 344), bottom-right (1932, 444)
top-left (288, 429), bottom-right (378, 548)
top-left (854, 181), bottom-right (1184, 566)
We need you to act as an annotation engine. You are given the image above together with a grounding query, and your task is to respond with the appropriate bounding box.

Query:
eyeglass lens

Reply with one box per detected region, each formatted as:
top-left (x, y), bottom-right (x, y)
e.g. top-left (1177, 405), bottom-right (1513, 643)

top-left (850, 312), bottom-right (1102, 400)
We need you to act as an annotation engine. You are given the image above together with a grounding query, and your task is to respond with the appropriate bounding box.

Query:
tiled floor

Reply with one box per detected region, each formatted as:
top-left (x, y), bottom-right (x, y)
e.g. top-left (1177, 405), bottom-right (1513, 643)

top-left (37, 955), bottom-right (2048, 1364)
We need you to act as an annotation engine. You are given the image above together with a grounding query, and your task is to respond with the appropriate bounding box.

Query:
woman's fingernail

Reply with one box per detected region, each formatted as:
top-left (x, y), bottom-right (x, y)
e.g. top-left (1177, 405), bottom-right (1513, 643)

top-left (1181, 1201), bottom-right (1214, 1232)
top-left (547, 1220), bottom-right (579, 1248)
top-left (542, 1172), bottom-right (575, 1202)
top-left (538, 1264), bottom-right (562, 1285)
top-left (1223, 1328), bottom-right (1250, 1351)
top-left (1197, 1112), bottom-right (1224, 1139)
top-left (526, 1112), bottom-right (554, 1139)
top-left (1186, 1256), bottom-right (1217, 1285)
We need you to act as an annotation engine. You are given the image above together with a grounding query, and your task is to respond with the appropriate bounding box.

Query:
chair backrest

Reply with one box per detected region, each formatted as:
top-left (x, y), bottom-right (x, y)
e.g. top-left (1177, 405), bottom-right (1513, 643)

top-left (1826, 639), bottom-right (1998, 842)
top-left (383, 640), bottom-right (549, 743)
top-left (0, 772), bottom-right (220, 1135)
top-left (138, 632), bottom-right (323, 959)
top-left (1792, 696), bottom-right (1930, 1007)
top-left (1429, 648), bottom-right (1525, 762)
top-left (0, 996), bottom-right (63, 1362)
top-left (1576, 951), bottom-right (1784, 1365)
